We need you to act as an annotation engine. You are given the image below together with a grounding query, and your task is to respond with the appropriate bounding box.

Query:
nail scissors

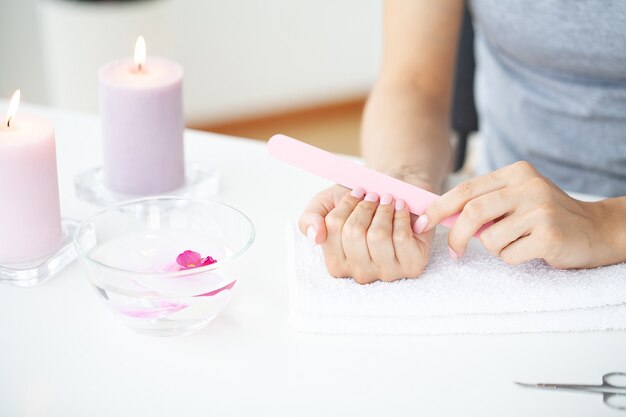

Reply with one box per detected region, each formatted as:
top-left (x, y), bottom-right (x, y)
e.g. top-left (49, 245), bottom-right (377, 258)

top-left (515, 372), bottom-right (626, 411)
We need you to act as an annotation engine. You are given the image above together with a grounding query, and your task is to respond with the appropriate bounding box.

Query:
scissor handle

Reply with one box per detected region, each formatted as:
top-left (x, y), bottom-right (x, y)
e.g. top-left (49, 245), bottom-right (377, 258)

top-left (603, 373), bottom-right (626, 389)
top-left (601, 373), bottom-right (626, 410)
top-left (604, 393), bottom-right (626, 411)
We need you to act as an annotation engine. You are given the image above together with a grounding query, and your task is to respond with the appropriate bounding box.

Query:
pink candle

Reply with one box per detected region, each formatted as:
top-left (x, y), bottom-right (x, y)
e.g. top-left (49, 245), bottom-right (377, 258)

top-left (0, 91), bottom-right (62, 263)
top-left (99, 36), bottom-right (184, 195)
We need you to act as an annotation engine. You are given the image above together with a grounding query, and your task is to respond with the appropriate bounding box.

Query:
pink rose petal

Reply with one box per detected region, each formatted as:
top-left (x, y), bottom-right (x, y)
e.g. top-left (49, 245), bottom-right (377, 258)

top-left (176, 250), bottom-right (203, 268)
top-left (175, 250), bottom-right (218, 271)
top-left (117, 301), bottom-right (188, 319)
top-left (201, 256), bottom-right (217, 266)
top-left (196, 280), bottom-right (236, 297)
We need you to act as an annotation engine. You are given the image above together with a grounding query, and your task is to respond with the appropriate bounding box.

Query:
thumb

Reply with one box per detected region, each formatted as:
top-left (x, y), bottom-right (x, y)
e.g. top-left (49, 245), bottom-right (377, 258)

top-left (298, 192), bottom-right (333, 245)
top-left (298, 212), bottom-right (326, 245)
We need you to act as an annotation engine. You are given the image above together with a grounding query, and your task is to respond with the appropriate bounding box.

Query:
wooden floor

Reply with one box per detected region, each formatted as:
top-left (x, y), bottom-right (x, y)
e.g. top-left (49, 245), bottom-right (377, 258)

top-left (190, 97), bottom-right (478, 184)
top-left (190, 98), bottom-right (365, 156)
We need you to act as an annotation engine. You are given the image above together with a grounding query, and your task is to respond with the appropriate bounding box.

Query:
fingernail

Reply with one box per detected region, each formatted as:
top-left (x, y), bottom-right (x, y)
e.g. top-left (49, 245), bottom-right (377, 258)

top-left (414, 215), bottom-right (429, 234)
top-left (448, 247), bottom-right (458, 260)
top-left (350, 186), bottom-right (366, 199)
top-left (307, 225), bottom-right (317, 244)
top-left (379, 193), bottom-right (392, 205)
top-left (395, 198), bottom-right (405, 211)
top-left (364, 192), bottom-right (379, 202)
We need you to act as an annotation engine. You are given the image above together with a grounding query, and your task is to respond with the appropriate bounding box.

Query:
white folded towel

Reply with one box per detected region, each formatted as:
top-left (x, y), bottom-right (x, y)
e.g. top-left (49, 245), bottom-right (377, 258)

top-left (287, 224), bottom-right (626, 335)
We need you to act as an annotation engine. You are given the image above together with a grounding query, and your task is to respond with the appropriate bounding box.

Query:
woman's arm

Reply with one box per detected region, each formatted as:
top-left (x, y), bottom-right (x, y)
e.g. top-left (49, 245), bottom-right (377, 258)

top-left (298, 0), bottom-right (464, 283)
top-left (361, 0), bottom-right (463, 192)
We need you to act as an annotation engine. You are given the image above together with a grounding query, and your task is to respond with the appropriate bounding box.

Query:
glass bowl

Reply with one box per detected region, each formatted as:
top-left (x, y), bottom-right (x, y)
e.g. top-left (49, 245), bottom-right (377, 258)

top-left (74, 197), bottom-right (255, 336)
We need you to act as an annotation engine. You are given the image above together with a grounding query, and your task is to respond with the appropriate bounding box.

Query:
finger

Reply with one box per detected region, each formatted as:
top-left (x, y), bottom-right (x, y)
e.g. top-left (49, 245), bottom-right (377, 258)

top-left (298, 189), bottom-right (333, 245)
top-left (499, 234), bottom-right (543, 266)
top-left (328, 186), bottom-right (366, 221)
top-left (392, 199), bottom-right (428, 277)
top-left (366, 193), bottom-right (398, 280)
top-left (299, 185), bottom-right (350, 244)
top-left (420, 169), bottom-right (511, 234)
top-left (342, 192), bottom-right (379, 283)
top-left (299, 212), bottom-right (326, 245)
top-left (448, 188), bottom-right (518, 257)
top-left (322, 186), bottom-right (366, 260)
top-left (478, 213), bottom-right (532, 257)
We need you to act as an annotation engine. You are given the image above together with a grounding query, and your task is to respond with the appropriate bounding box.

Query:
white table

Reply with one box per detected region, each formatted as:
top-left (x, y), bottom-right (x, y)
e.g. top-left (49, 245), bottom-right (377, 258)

top-left (1, 103), bottom-right (625, 417)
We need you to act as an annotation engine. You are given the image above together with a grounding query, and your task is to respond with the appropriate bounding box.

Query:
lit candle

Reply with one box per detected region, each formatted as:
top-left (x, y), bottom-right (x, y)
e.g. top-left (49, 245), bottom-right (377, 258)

top-left (0, 90), bottom-right (62, 263)
top-left (98, 36), bottom-right (185, 196)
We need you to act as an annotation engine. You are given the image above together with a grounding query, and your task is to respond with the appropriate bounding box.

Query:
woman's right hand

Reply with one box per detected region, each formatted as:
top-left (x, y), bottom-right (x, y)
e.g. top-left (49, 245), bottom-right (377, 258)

top-left (298, 184), bottom-right (433, 284)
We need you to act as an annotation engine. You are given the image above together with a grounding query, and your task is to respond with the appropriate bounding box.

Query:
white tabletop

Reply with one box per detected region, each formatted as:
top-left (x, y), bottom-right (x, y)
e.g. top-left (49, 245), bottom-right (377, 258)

top-left (1, 103), bottom-right (625, 417)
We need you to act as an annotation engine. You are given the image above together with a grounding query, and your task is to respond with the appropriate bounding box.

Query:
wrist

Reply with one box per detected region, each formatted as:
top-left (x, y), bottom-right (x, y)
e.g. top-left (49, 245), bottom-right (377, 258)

top-left (588, 197), bottom-right (626, 265)
top-left (381, 166), bottom-right (442, 194)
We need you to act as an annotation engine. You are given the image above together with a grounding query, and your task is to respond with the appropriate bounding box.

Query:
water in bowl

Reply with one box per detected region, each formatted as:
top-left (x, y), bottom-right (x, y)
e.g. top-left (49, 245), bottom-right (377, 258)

top-left (89, 229), bottom-right (236, 336)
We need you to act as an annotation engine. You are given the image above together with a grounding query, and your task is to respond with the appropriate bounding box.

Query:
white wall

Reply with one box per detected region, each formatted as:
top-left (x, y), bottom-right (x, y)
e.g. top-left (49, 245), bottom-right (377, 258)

top-left (0, 0), bottom-right (48, 106)
top-left (0, 0), bottom-right (382, 124)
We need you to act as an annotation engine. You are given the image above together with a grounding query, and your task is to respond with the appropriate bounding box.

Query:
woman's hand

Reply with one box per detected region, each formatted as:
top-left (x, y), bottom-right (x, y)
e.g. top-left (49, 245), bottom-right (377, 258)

top-left (299, 184), bottom-right (432, 284)
top-left (418, 161), bottom-right (626, 268)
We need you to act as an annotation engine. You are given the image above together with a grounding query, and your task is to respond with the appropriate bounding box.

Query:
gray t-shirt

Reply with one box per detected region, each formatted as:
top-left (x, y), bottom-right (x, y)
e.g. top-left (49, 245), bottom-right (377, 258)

top-left (471, 0), bottom-right (626, 197)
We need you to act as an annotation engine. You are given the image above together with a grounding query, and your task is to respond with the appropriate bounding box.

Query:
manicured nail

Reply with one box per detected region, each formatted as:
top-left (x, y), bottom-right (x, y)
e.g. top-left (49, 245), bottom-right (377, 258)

top-left (364, 192), bottom-right (379, 203)
top-left (350, 186), bottom-right (366, 199)
top-left (414, 215), bottom-right (428, 234)
top-left (379, 193), bottom-right (392, 205)
top-left (448, 247), bottom-right (458, 260)
top-left (307, 225), bottom-right (317, 244)
top-left (395, 198), bottom-right (405, 211)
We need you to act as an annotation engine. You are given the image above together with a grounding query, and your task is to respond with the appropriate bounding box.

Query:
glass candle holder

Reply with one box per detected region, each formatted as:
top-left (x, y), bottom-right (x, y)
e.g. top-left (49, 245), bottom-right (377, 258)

top-left (74, 161), bottom-right (219, 207)
top-left (0, 219), bottom-right (79, 287)
top-left (74, 197), bottom-right (255, 336)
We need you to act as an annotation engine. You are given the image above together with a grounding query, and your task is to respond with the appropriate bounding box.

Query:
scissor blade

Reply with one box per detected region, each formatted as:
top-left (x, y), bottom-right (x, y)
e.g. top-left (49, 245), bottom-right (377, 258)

top-left (515, 382), bottom-right (548, 389)
top-left (515, 382), bottom-right (626, 395)
top-left (515, 381), bottom-right (562, 391)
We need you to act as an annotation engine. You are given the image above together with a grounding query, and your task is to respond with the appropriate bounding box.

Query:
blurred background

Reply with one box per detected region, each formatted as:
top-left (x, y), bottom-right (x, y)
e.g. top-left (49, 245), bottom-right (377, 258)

top-left (0, 0), bottom-right (383, 154)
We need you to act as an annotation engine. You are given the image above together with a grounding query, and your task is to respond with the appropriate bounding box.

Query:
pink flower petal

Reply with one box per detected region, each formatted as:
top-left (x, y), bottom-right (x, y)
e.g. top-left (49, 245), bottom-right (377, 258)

top-left (117, 301), bottom-right (188, 319)
top-left (176, 250), bottom-right (203, 268)
top-left (201, 256), bottom-right (217, 266)
top-left (196, 280), bottom-right (236, 297)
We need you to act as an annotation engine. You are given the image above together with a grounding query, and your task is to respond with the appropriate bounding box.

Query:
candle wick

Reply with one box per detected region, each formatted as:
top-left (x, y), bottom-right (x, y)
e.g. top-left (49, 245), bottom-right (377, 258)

top-left (138, 63), bottom-right (142, 72)
top-left (6, 116), bottom-right (11, 128)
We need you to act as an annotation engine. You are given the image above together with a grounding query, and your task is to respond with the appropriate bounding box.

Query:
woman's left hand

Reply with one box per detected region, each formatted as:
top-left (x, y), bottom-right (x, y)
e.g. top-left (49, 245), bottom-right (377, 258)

top-left (415, 161), bottom-right (625, 268)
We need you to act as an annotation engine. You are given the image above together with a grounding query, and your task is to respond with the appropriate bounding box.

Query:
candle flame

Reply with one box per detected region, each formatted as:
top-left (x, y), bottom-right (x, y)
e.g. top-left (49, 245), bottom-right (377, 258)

top-left (6, 89), bottom-right (20, 128)
top-left (134, 36), bottom-right (146, 71)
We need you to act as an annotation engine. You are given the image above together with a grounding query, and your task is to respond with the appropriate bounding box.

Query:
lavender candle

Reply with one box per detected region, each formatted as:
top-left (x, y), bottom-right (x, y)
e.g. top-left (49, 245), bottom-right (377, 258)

top-left (99, 36), bottom-right (184, 195)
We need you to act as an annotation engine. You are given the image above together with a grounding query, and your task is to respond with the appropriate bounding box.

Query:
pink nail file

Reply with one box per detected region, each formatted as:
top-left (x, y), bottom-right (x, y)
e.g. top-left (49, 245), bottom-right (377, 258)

top-left (268, 134), bottom-right (486, 235)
